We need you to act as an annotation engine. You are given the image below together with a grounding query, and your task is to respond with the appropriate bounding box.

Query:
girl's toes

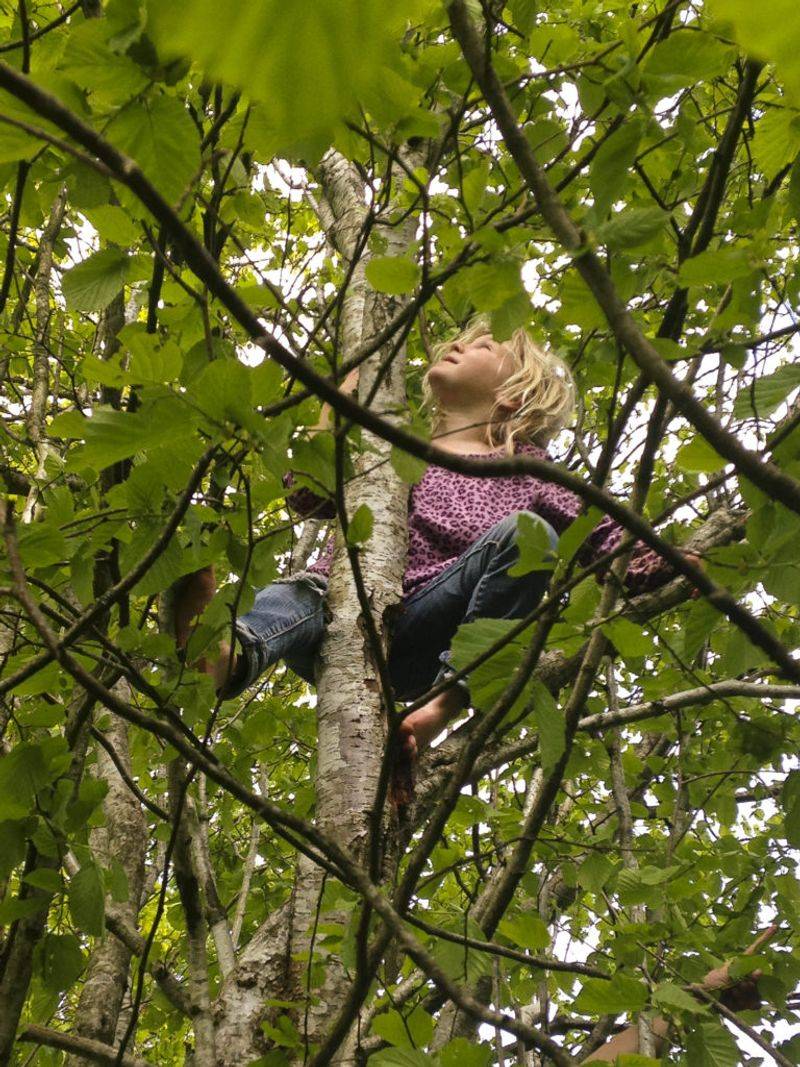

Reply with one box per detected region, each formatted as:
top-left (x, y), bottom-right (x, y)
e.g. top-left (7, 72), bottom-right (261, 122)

top-left (398, 721), bottom-right (417, 760)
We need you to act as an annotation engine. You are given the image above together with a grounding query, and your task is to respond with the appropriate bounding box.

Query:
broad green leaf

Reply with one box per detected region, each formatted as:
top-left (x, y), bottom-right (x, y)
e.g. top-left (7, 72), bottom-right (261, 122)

top-left (61, 248), bottom-right (130, 313)
top-left (370, 1007), bottom-right (433, 1051)
top-left (0, 820), bottom-right (34, 881)
top-left (782, 770), bottom-right (800, 847)
top-left (574, 973), bottom-right (648, 1015)
top-left (186, 357), bottom-right (255, 429)
top-left (68, 863), bottom-right (105, 937)
top-left (534, 696), bottom-right (566, 774)
top-left (148, 0), bottom-right (414, 157)
top-left (643, 30), bottom-right (736, 89)
top-left (601, 617), bottom-right (653, 659)
top-left (37, 933), bottom-right (86, 992)
top-left (497, 911), bottom-right (550, 950)
top-left (733, 363), bottom-right (800, 419)
top-left (677, 246), bottom-right (755, 286)
top-left (365, 256), bottom-right (421, 295)
top-left (346, 503), bottom-right (374, 547)
top-left (105, 93), bottom-right (200, 208)
top-left (653, 981), bottom-right (710, 1014)
top-left (750, 106), bottom-right (800, 179)
top-left (507, 511), bottom-right (557, 576)
top-left (595, 206), bottom-right (668, 249)
top-left (390, 445), bottom-right (428, 485)
top-left (82, 203), bottom-right (142, 246)
top-left (16, 521), bottom-right (68, 569)
top-left (589, 120), bottom-right (643, 218)
top-left (449, 618), bottom-right (536, 716)
top-left (450, 260), bottom-right (524, 314)
top-left (675, 436), bottom-right (727, 473)
top-left (0, 743), bottom-right (53, 820)
top-left (23, 868), bottom-right (62, 893)
top-left (437, 1038), bottom-right (493, 1067)
top-left (577, 851), bottom-right (616, 894)
top-left (557, 270), bottom-right (608, 330)
top-left (369, 1051), bottom-right (433, 1067)
top-left (61, 18), bottom-right (150, 103)
top-left (684, 1019), bottom-right (739, 1067)
top-left (51, 400), bottom-right (198, 473)
top-left (709, 0), bottom-right (800, 105)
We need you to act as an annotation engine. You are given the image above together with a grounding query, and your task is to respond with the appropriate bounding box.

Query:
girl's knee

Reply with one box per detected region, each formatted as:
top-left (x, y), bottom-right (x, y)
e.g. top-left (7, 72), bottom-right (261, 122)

top-left (500, 509), bottom-right (559, 551)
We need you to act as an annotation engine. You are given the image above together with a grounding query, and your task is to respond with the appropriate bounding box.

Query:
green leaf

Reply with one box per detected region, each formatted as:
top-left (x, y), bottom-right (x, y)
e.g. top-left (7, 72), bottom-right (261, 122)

top-left (37, 932), bottom-right (86, 992)
top-left (390, 445), bottom-right (428, 485)
top-left (0, 820), bottom-right (32, 880)
top-left (365, 256), bottom-right (421, 295)
top-left (507, 511), bottom-right (557, 576)
top-left (589, 119), bottom-right (643, 218)
top-left (370, 1007), bottom-right (433, 1051)
top-left (594, 206), bottom-right (668, 249)
top-left (677, 246), bottom-right (755, 287)
top-left (68, 863), bottom-right (105, 937)
top-left (643, 30), bottom-right (736, 89)
top-left (675, 436), bottom-right (727, 474)
top-left (149, 0), bottom-right (411, 157)
top-left (782, 770), bottom-right (800, 847)
top-left (497, 911), bottom-right (550, 950)
top-left (733, 363), bottom-right (800, 419)
top-left (577, 851), bottom-right (616, 894)
top-left (653, 981), bottom-right (710, 1014)
top-left (23, 868), bottom-right (62, 893)
top-left (708, 0), bottom-right (800, 106)
top-left (437, 1038), bottom-right (493, 1067)
top-left (449, 618), bottom-right (536, 716)
top-left (346, 503), bottom-right (374, 547)
top-left (369, 1051), bottom-right (433, 1067)
top-left (52, 400), bottom-right (198, 473)
top-left (574, 973), bottom-right (648, 1015)
top-left (0, 743), bottom-right (53, 820)
top-left (187, 357), bottom-right (255, 429)
top-left (684, 1019), bottom-right (739, 1067)
top-left (61, 18), bottom-right (150, 103)
top-left (61, 248), bottom-right (130, 313)
top-left (105, 93), bottom-right (200, 208)
top-left (534, 695), bottom-right (566, 775)
top-left (601, 617), bottom-right (653, 659)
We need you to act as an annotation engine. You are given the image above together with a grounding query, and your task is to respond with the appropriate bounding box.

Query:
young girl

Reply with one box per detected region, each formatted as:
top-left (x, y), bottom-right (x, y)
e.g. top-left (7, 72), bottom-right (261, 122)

top-left (175, 318), bottom-right (702, 761)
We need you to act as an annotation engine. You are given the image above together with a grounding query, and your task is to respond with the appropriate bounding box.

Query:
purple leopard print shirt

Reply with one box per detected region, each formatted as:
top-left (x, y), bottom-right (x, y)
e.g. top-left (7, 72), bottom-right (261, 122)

top-left (282, 440), bottom-right (675, 597)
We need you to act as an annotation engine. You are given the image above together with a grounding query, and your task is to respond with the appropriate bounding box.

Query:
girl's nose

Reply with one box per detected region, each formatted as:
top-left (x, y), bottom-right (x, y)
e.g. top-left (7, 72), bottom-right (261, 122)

top-left (452, 341), bottom-right (463, 352)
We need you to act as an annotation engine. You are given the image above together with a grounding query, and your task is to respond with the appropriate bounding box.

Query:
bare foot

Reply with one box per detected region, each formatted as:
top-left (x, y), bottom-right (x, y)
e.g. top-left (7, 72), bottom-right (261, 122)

top-left (206, 639), bottom-right (241, 694)
top-left (397, 689), bottom-right (468, 761)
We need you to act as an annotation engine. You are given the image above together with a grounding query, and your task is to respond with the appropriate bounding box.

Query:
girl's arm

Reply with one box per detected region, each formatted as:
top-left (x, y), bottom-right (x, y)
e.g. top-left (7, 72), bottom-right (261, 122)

top-left (527, 451), bottom-right (687, 595)
top-left (283, 367), bottom-right (359, 520)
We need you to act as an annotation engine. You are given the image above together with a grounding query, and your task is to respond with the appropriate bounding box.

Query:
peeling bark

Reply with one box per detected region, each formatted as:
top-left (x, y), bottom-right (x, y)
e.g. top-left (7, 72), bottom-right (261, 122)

top-left (68, 696), bottom-right (148, 1066)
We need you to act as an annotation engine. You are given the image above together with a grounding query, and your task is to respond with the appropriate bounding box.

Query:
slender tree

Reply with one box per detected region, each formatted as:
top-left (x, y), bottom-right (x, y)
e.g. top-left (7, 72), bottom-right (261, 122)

top-left (1, 1), bottom-right (799, 1065)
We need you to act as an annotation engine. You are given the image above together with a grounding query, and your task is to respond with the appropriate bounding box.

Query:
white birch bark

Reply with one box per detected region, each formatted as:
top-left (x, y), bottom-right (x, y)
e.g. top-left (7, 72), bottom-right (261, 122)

top-left (67, 691), bottom-right (148, 1066)
top-left (212, 145), bottom-right (422, 1064)
top-left (283, 148), bottom-right (418, 1064)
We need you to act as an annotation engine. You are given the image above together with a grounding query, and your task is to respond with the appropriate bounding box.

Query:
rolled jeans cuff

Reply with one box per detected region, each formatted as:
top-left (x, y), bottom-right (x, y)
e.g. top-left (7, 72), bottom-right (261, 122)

top-left (433, 649), bottom-right (471, 702)
top-left (218, 619), bottom-right (263, 700)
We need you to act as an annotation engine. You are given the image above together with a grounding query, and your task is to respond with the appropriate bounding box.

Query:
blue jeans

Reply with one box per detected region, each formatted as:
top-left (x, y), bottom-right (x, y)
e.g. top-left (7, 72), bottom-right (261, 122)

top-left (224, 509), bottom-right (558, 703)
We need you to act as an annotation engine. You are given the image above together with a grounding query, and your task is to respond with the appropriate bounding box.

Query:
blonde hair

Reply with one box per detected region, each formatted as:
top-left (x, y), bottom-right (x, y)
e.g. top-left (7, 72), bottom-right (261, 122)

top-left (420, 315), bottom-right (576, 453)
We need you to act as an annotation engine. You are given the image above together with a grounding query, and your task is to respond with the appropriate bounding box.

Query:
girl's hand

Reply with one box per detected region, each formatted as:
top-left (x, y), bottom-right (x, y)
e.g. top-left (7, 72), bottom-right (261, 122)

top-left (690, 924), bottom-right (779, 1010)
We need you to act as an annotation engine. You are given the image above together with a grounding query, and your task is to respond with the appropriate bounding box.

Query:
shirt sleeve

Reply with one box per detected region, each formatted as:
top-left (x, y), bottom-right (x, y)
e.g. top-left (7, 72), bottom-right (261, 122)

top-left (528, 449), bottom-right (675, 595)
top-left (282, 470), bottom-right (336, 520)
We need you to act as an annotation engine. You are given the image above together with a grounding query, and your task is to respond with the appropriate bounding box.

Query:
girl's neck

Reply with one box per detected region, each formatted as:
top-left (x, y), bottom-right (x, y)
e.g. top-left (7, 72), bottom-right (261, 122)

top-left (431, 411), bottom-right (495, 453)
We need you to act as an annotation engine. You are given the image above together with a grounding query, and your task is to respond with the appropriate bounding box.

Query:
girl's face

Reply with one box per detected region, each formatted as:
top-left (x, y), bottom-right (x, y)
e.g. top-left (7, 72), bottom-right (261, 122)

top-left (427, 333), bottom-right (517, 410)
